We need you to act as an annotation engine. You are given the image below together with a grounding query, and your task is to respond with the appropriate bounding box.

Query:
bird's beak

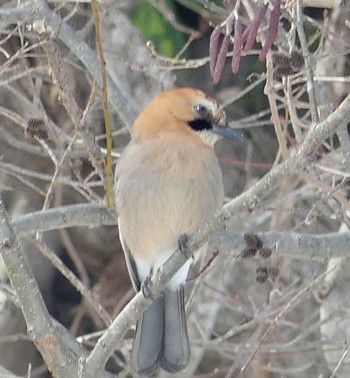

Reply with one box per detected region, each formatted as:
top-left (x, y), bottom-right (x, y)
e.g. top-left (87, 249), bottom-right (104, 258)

top-left (212, 123), bottom-right (243, 141)
top-left (212, 109), bottom-right (243, 141)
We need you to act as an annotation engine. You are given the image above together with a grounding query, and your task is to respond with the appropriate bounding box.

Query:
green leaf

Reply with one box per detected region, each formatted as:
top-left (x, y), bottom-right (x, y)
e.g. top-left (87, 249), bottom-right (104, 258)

top-left (131, 1), bottom-right (184, 57)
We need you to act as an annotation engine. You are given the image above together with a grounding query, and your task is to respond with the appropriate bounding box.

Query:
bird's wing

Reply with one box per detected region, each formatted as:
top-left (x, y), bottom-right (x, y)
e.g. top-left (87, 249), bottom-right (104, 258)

top-left (115, 170), bottom-right (142, 292)
top-left (119, 232), bottom-right (141, 291)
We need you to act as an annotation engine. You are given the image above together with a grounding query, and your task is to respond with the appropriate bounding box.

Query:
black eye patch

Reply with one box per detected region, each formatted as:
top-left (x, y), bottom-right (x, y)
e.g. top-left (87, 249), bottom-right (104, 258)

top-left (187, 119), bottom-right (212, 131)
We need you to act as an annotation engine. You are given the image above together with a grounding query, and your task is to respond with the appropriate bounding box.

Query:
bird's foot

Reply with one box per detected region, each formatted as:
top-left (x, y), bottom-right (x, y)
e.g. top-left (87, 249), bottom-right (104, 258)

top-left (141, 276), bottom-right (156, 301)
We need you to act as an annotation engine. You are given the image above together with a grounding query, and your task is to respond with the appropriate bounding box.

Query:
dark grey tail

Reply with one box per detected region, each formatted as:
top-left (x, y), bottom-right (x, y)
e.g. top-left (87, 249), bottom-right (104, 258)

top-left (161, 286), bottom-right (190, 372)
top-left (131, 296), bottom-right (164, 376)
top-left (131, 286), bottom-right (190, 376)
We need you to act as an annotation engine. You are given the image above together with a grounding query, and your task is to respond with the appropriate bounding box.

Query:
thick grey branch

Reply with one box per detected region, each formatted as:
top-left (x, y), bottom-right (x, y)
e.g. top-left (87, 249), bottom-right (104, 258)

top-left (211, 231), bottom-right (350, 262)
top-left (12, 204), bottom-right (116, 235)
top-left (0, 196), bottom-right (90, 377)
top-left (10, 204), bottom-right (350, 262)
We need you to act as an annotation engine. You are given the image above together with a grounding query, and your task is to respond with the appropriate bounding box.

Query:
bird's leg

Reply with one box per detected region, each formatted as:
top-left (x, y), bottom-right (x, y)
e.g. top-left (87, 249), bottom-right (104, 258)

top-left (178, 234), bottom-right (189, 258)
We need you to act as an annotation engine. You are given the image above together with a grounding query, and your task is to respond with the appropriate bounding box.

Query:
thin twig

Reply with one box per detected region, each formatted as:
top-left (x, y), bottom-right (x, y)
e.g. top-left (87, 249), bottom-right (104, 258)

top-left (31, 0), bottom-right (136, 127)
top-left (296, 0), bottom-right (319, 124)
top-left (40, 37), bottom-right (107, 186)
top-left (264, 55), bottom-right (289, 159)
top-left (330, 343), bottom-right (349, 378)
top-left (238, 267), bottom-right (336, 375)
top-left (91, 0), bottom-right (114, 209)
top-left (28, 237), bottom-right (112, 326)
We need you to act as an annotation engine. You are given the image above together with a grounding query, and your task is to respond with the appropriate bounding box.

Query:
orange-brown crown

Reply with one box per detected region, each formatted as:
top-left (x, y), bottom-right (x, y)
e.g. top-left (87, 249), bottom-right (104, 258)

top-left (132, 88), bottom-right (227, 146)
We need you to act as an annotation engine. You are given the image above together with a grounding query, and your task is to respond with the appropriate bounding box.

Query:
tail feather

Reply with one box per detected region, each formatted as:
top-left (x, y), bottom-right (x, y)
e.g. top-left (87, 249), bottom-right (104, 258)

top-left (131, 286), bottom-right (190, 376)
top-left (161, 286), bottom-right (190, 373)
top-left (131, 297), bottom-right (164, 376)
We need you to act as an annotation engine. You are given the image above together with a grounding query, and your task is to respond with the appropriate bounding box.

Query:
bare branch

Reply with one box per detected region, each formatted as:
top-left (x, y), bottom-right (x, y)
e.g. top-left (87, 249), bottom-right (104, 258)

top-left (7, 204), bottom-right (350, 261)
top-left (0, 196), bottom-right (89, 377)
top-left (9, 0), bottom-right (137, 127)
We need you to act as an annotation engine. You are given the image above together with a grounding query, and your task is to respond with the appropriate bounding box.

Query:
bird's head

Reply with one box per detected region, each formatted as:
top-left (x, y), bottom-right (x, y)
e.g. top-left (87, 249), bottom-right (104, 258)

top-left (132, 88), bottom-right (242, 146)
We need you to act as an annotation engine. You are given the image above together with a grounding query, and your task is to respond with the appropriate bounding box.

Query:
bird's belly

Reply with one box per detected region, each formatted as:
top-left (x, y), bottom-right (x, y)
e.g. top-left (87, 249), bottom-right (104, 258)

top-left (116, 138), bottom-right (225, 276)
top-left (118, 164), bottom-right (223, 265)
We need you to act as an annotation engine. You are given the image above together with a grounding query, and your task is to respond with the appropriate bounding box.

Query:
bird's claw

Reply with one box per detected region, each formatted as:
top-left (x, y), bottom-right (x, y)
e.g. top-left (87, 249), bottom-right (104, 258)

top-left (141, 276), bottom-right (155, 301)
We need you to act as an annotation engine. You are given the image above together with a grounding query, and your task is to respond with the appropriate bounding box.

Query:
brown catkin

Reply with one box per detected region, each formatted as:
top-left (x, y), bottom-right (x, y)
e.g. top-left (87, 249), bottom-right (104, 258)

top-left (243, 3), bottom-right (268, 52)
top-left (240, 248), bottom-right (257, 258)
top-left (256, 266), bottom-right (268, 283)
top-left (213, 34), bottom-right (231, 84)
top-left (231, 19), bottom-right (243, 73)
top-left (209, 26), bottom-right (222, 77)
top-left (259, 0), bottom-right (281, 61)
top-left (259, 247), bottom-right (272, 259)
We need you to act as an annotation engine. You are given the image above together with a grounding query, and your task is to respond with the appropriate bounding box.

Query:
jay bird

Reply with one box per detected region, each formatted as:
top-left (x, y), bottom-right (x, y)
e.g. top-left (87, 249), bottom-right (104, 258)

top-left (115, 87), bottom-right (241, 375)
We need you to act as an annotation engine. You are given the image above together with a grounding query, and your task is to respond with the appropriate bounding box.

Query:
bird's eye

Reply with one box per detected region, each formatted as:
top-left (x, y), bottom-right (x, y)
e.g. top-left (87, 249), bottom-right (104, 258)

top-left (194, 104), bottom-right (208, 118)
